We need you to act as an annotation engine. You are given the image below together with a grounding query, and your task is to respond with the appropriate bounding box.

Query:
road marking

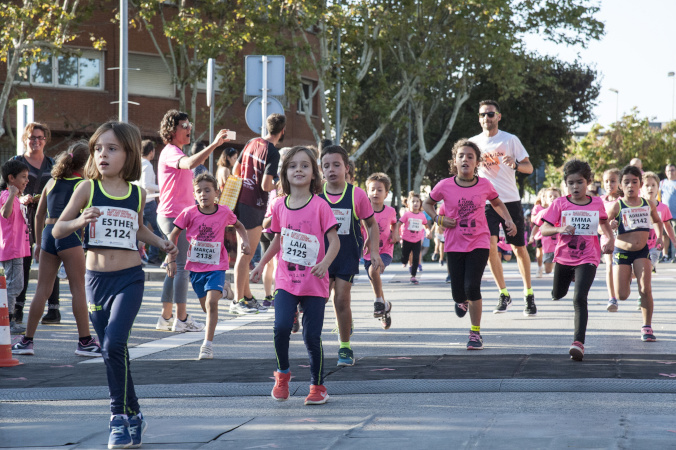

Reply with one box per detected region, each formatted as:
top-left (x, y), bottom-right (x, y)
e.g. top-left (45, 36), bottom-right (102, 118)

top-left (79, 312), bottom-right (274, 364)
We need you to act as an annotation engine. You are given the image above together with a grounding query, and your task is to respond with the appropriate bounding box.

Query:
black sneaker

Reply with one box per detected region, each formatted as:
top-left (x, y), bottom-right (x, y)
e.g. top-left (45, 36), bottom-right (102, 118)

top-left (455, 301), bottom-right (469, 318)
top-left (41, 308), bottom-right (61, 324)
top-left (380, 301), bottom-right (392, 330)
top-left (467, 331), bottom-right (484, 350)
top-left (493, 293), bottom-right (511, 314)
top-left (524, 294), bottom-right (537, 316)
top-left (373, 301), bottom-right (386, 318)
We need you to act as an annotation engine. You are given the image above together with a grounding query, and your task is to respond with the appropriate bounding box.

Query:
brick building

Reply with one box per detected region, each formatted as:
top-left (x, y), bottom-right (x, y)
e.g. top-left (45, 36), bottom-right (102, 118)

top-left (1, 7), bottom-right (322, 169)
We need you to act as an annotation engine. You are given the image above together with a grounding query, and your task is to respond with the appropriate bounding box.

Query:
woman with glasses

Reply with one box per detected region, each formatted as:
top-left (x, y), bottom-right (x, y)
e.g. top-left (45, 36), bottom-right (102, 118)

top-left (155, 109), bottom-right (232, 333)
top-left (9, 122), bottom-right (61, 326)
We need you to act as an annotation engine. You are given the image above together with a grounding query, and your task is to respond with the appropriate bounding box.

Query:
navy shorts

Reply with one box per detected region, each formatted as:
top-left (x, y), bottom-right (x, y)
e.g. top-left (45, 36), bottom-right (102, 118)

top-left (190, 270), bottom-right (225, 298)
top-left (329, 273), bottom-right (355, 283)
top-left (613, 245), bottom-right (649, 266)
top-left (41, 224), bottom-right (82, 255)
top-left (364, 254), bottom-right (393, 280)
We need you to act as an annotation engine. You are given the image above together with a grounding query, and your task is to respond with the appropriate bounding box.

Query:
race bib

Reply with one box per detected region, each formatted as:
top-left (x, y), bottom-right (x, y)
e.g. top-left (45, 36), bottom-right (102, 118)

top-left (281, 227), bottom-right (320, 267)
top-left (621, 206), bottom-right (650, 231)
top-left (561, 210), bottom-right (599, 236)
top-left (188, 240), bottom-right (221, 265)
top-left (89, 207), bottom-right (138, 249)
top-left (331, 208), bottom-right (352, 235)
top-left (408, 218), bottom-right (423, 232)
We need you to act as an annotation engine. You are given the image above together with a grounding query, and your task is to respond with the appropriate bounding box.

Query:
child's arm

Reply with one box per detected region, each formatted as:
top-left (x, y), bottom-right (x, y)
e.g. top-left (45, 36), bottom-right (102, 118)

top-left (165, 226), bottom-right (182, 278)
top-left (390, 221), bottom-right (401, 243)
top-left (663, 218), bottom-right (676, 247)
top-left (261, 215), bottom-right (272, 230)
top-left (528, 224), bottom-right (540, 244)
top-left (53, 181), bottom-right (97, 239)
top-left (33, 181), bottom-right (52, 263)
top-left (599, 219), bottom-right (615, 254)
top-left (233, 219), bottom-right (251, 255)
top-left (0, 185), bottom-right (19, 219)
top-left (364, 215), bottom-right (383, 273)
top-left (649, 200), bottom-right (664, 249)
top-left (250, 233), bottom-right (281, 283)
top-left (422, 197), bottom-right (436, 221)
top-left (136, 189), bottom-right (177, 255)
top-left (488, 197), bottom-right (517, 236)
top-left (311, 227), bottom-right (340, 278)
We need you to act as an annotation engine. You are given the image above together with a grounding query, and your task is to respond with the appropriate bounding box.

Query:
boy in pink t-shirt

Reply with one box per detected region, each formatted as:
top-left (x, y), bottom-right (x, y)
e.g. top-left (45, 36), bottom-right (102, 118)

top-left (399, 192), bottom-right (427, 284)
top-left (363, 173), bottom-right (400, 329)
top-left (0, 160), bottom-right (31, 334)
top-left (541, 159), bottom-right (613, 361)
top-left (167, 174), bottom-right (250, 360)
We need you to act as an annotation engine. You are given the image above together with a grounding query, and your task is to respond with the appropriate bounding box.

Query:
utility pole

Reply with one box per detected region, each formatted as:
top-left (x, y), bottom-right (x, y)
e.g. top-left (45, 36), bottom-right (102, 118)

top-left (119, 0), bottom-right (128, 122)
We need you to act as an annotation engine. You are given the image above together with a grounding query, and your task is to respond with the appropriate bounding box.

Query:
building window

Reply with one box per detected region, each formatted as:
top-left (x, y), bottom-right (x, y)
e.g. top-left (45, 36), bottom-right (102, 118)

top-left (17, 50), bottom-right (103, 90)
top-left (128, 53), bottom-right (175, 98)
top-left (297, 79), bottom-right (314, 115)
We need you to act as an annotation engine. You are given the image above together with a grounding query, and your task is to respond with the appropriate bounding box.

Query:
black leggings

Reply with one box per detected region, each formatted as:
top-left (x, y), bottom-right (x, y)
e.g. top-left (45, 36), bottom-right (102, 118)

top-left (551, 262), bottom-right (597, 344)
top-left (446, 249), bottom-right (490, 302)
top-left (401, 239), bottom-right (422, 277)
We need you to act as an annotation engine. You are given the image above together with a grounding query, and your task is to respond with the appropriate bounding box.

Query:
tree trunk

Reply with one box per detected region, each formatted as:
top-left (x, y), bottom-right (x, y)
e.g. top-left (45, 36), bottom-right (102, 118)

top-left (0, 51), bottom-right (24, 138)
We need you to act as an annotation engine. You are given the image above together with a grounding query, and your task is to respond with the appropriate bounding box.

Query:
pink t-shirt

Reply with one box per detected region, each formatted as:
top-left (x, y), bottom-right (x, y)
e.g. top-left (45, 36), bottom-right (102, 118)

top-left (542, 195), bottom-right (608, 267)
top-left (600, 194), bottom-right (618, 246)
top-left (430, 176), bottom-right (498, 252)
top-left (534, 207), bottom-right (558, 254)
top-left (530, 204), bottom-right (544, 240)
top-left (157, 144), bottom-right (194, 218)
top-left (399, 211), bottom-right (427, 243)
top-left (271, 195), bottom-right (339, 298)
top-left (262, 189), bottom-right (279, 234)
top-left (174, 204), bottom-right (237, 272)
top-left (648, 201), bottom-right (672, 249)
top-left (363, 205), bottom-right (398, 259)
top-left (0, 190), bottom-right (30, 261)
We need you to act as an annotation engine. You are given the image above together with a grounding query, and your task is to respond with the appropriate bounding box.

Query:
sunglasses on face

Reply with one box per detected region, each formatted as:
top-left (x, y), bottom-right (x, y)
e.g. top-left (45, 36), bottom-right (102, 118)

top-left (180, 122), bottom-right (193, 130)
top-left (478, 112), bottom-right (498, 118)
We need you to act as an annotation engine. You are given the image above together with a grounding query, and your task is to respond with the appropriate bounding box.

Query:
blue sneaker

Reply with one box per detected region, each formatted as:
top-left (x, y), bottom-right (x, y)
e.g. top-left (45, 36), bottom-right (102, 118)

top-left (108, 415), bottom-right (131, 449)
top-left (128, 413), bottom-right (147, 448)
top-left (337, 347), bottom-right (355, 366)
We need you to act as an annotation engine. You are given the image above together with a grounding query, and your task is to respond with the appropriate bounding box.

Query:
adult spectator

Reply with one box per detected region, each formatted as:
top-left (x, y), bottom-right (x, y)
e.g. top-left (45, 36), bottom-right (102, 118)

top-left (138, 140), bottom-right (162, 265)
top-left (630, 158), bottom-right (643, 172)
top-left (216, 147), bottom-right (238, 189)
top-left (230, 113), bottom-right (286, 314)
top-left (10, 123), bottom-right (60, 324)
top-left (155, 109), bottom-right (231, 332)
top-left (660, 163), bottom-right (676, 261)
top-left (469, 100), bottom-right (537, 316)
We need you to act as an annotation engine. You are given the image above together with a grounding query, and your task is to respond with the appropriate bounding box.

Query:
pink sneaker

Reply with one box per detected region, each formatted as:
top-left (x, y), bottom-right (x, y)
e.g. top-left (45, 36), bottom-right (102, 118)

top-left (410, 277), bottom-right (419, 285)
top-left (569, 341), bottom-right (584, 361)
top-left (304, 385), bottom-right (329, 405)
top-left (271, 371), bottom-right (291, 401)
top-left (641, 326), bottom-right (656, 342)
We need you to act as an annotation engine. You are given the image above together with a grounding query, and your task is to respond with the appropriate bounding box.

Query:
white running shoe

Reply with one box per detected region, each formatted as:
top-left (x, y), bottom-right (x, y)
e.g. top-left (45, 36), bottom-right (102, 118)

top-left (198, 345), bottom-right (213, 360)
top-left (155, 315), bottom-right (173, 331)
top-left (57, 263), bottom-right (67, 279)
top-left (172, 314), bottom-right (205, 332)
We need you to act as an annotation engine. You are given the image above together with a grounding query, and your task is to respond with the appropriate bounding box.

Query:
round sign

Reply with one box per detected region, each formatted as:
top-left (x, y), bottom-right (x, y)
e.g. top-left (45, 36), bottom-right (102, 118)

top-left (245, 96), bottom-right (285, 135)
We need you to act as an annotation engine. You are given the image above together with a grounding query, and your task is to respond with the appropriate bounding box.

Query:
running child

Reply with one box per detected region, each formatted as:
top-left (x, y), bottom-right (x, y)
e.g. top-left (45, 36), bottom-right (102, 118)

top-left (642, 171), bottom-right (676, 278)
top-left (12, 142), bottom-right (102, 356)
top-left (399, 191), bottom-right (427, 285)
top-left (540, 159), bottom-right (613, 360)
top-left (600, 168), bottom-right (621, 311)
top-left (1, 159), bottom-right (31, 335)
top-left (53, 122), bottom-right (177, 449)
top-left (606, 165), bottom-right (664, 340)
top-left (532, 187), bottom-right (562, 278)
top-left (423, 139), bottom-right (516, 350)
top-left (497, 225), bottom-right (514, 262)
top-left (250, 145), bottom-right (340, 405)
top-left (528, 188), bottom-right (546, 277)
top-left (319, 145), bottom-right (382, 367)
top-left (363, 172), bottom-right (400, 329)
top-left (166, 173), bottom-right (249, 360)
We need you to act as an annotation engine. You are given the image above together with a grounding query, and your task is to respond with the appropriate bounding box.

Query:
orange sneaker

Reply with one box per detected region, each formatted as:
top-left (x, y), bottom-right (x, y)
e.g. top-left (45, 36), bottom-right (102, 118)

top-left (304, 384), bottom-right (329, 405)
top-left (271, 371), bottom-right (291, 401)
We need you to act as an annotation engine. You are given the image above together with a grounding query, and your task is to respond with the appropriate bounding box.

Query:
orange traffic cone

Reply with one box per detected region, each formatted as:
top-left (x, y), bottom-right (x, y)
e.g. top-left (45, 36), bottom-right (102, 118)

top-left (0, 274), bottom-right (21, 367)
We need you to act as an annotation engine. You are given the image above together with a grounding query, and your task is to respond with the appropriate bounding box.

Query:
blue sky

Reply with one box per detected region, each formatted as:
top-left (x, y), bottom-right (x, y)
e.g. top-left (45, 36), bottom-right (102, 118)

top-left (523, 0), bottom-right (676, 131)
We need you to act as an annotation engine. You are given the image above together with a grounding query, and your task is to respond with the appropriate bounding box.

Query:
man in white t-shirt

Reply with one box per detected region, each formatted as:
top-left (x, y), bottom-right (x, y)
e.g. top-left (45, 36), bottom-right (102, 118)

top-left (469, 100), bottom-right (537, 316)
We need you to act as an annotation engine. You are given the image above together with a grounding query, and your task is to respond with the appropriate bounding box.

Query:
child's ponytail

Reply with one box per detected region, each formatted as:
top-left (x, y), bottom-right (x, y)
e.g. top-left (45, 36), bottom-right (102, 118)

top-left (51, 140), bottom-right (89, 179)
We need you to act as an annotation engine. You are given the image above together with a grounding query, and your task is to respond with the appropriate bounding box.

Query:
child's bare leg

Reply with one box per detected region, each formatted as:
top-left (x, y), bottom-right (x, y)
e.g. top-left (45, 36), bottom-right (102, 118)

top-left (368, 265), bottom-right (384, 299)
top-left (634, 259), bottom-right (653, 326)
top-left (204, 290), bottom-right (221, 341)
top-left (25, 252), bottom-right (60, 338)
top-left (60, 247), bottom-right (89, 337)
top-left (332, 278), bottom-right (353, 343)
top-left (468, 299), bottom-right (482, 328)
top-left (614, 264), bottom-right (632, 300)
top-left (263, 259), bottom-right (275, 297)
top-left (604, 254), bottom-right (615, 299)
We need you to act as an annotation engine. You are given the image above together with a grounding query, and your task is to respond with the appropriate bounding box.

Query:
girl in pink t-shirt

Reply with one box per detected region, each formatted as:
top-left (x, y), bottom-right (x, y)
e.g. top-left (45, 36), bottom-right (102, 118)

top-left (531, 187), bottom-right (561, 276)
top-left (1, 159), bottom-right (31, 334)
top-left (642, 172), bottom-right (676, 273)
top-left (541, 159), bottom-right (614, 361)
top-left (423, 139), bottom-right (516, 351)
top-left (167, 173), bottom-right (250, 360)
top-left (528, 189), bottom-right (546, 275)
top-left (250, 146), bottom-right (339, 406)
top-left (399, 192), bottom-right (427, 284)
top-left (600, 168), bottom-right (621, 310)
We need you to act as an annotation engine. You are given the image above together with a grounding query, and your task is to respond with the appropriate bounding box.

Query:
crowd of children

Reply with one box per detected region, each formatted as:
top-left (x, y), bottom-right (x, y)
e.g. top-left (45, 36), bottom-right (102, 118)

top-left (3, 120), bottom-right (672, 448)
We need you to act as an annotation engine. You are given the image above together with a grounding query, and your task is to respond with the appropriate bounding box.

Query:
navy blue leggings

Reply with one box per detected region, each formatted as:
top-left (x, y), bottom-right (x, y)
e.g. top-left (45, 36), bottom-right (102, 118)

top-left (274, 289), bottom-right (325, 385)
top-left (87, 265), bottom-right (145, 416)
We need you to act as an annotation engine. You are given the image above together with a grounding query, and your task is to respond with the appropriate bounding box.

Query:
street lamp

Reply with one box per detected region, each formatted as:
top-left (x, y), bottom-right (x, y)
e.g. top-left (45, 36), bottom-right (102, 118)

top-left (609, 88), bottom-right (619, 122)
top-left (668, 72), bottom-right (675, 121)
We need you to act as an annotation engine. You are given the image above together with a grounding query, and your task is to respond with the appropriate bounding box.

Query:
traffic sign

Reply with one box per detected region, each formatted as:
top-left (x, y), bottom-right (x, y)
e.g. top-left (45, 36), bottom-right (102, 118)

top-left (245, 55), bottom-right (285, 97)
top-left (245, 97), bottom-right (285, 135)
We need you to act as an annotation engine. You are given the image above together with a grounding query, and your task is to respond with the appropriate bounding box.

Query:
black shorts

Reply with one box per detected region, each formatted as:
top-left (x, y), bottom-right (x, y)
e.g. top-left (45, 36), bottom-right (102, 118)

top-left (535, 238), bottom-right (542, 249)
top-left (235, 203), bottom-right (266, 230)
top-left (485, 201), bottom-right (526, 247)
top-left (613, 245), bottom-right (649, 266)
top-left (260, 231), bottom-right (274, 254)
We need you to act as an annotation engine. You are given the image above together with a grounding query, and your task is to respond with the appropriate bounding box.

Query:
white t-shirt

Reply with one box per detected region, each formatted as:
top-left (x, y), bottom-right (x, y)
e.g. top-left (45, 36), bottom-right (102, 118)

top-left (470, 130), bottom-right (529, 203)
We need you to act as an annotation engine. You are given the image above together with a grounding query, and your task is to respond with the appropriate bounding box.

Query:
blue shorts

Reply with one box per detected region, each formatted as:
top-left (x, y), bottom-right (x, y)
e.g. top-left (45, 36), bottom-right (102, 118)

top-left (41, 224), bottom-right (82, 255)
top-left (364, 254), bottom-right (393, 280)
top-left (190, 270), bottom-right (225, 298)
